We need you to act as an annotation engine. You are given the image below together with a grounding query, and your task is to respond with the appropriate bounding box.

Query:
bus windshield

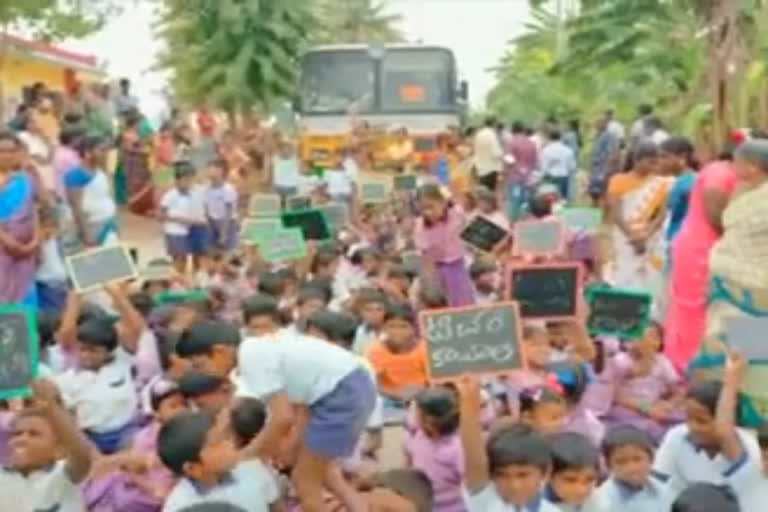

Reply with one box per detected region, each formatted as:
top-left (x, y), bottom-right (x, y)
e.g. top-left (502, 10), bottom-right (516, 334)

top-left (380, 49), bottom-right (455, 112)
top-left (300, 50), bottom-right (375, 114)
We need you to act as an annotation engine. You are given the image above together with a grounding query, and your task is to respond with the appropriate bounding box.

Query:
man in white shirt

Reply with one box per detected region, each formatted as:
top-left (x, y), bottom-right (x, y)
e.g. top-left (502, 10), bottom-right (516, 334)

top-left (473, 116), bottom-right (503, 191)
top-left (539, 128), bottom-right (577, 199)
top-left (605, 109), bottom-right (626, 141)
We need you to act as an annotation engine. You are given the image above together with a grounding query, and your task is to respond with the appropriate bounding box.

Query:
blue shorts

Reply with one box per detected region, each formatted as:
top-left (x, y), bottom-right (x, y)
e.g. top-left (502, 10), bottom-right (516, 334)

top-left (305, 367), bottom-right (376, 458)
top-left (165, 234), bottom-right (189, 258)
top-left (209, 219), bottom-right (238, 251)
top-left (187, 225), bottom-right (211, 255)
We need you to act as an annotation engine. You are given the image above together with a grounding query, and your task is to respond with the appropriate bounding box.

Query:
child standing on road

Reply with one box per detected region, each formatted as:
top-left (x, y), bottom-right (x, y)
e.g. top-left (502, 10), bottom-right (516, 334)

top-left (204, 159), bottom-right (238, 252)
top-left (160, 162), bottom-right (205, 274)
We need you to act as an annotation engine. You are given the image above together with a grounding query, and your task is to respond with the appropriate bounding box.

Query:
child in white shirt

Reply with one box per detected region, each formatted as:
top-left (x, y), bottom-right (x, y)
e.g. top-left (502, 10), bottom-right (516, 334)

top-left (160, 162), bottom-right (205, 273)
top-left (52, 316), bottom-right (138, 454)
top-left (0, 380), bottom-right (93, 512)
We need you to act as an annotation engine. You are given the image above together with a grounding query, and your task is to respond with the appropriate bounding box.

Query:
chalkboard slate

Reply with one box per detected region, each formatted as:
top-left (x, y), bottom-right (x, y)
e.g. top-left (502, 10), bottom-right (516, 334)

top-left (586, 287), bottom-right (651, 340)
top-left (242, 218), bottom-right (281, 244)
top-left (248, 194), bottom-right (281, 218)
top-left (727, 317), bottom-right (768, 362)
top-left (286, 196), bottom-right (311, 210)
top-left (0, 305), bottom-right (38, 399)
top-left (394, 174), bottom-right (417, 191)
top-left (460, 216), bottom-right (508, 252)
top-left (558, 207), bottom-right (602, 233)
top-left (360, 180), bottom-right (389, 203)
top-left (401, 250), bottom-right (422, 275)
top-left (315, 203), bottom-right (348, 234)
top-left (513, 219), bottom-right (565, 256)
top-left (420, 302), bottom-right (524, 380)
top-left (66, 245), bottom-right (138, 293)
top-left (281, 209), bottom-right (331, 240)
top-left (507, 263), bottom-right (581, 319)
top-left (255, 227), bottom-right (307, 263)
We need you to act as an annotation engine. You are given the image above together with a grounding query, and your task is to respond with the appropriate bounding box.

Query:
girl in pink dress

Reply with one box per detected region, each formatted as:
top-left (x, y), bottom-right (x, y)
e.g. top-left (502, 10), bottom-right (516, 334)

top-left (665, 161), bottom-right (739, 371)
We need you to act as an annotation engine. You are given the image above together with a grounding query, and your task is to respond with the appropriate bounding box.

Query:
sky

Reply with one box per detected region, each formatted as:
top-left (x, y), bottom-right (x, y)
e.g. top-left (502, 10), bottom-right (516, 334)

top-left (65, 0), bottom-right (532, 120)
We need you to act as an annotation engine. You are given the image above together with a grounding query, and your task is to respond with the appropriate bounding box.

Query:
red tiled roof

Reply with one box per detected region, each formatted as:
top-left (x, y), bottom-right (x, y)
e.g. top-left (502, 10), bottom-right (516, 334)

top-left (3, 34), bottom-right (98, 69)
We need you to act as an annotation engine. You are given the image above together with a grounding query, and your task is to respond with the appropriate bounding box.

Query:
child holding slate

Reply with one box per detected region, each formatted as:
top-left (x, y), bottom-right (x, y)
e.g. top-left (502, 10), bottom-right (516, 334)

top-left (414, 184), bottom-right (475, 306)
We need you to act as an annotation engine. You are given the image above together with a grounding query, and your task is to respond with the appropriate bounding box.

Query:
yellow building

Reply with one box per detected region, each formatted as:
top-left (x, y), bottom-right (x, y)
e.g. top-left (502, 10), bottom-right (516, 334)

top-left (1, 34), bottom-right (104, 114)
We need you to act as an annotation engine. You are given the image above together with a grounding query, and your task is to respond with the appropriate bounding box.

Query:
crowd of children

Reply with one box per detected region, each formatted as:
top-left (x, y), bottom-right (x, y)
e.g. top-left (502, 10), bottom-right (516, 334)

top-left (3, 145), bottom-right (768, 512)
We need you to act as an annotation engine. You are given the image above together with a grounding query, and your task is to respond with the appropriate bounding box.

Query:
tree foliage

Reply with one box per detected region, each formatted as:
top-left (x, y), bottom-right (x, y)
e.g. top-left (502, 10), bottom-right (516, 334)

top-left (311, 0), bottom-right (404, 44)
top-left (489, 0), bottom-right (768, 151)
top-left (0, 0), bottom-right (120, 39)
top-left (155, 0), bottom-right (312, 114)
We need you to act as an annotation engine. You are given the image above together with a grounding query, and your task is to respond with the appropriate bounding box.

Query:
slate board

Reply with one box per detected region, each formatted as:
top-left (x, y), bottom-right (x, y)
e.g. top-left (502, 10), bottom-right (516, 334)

top-left (394, 174), bottom-right (417, 191)
top-left (248, 194), bottom-right (281, 218)
top-left (558, 207), bottom-right (602, 233)
top-left (461, 216), bottom-right (508, 252)
top-left (507, 263), bottom-right (581, 319)
top-left (513, 219), bottom-right (565, 256)
top-left (66, 245), bottom-right (138, 293)
top-left (255, 227), bottom-right (308, 263)
top-left (286, 196), bottom-right (311, 210)
top-left (726, 317), bottom-right (768, 362)
top-left (420, 302), bottom-right (523, 380)
top-left (241, 218), bottom-right (282, 245)
top-left (586, 287), bottom-right (651, 340)
top-left (401, 250), bottom-right (422, 275)
top-left (281, 209), bottom-right (331, 241)
top-left (0, 305), bottom-right (38, 399)
top-left (315, 203), bottom-right (348, 234)
top-left (360, 180), bottom-right (389, 203)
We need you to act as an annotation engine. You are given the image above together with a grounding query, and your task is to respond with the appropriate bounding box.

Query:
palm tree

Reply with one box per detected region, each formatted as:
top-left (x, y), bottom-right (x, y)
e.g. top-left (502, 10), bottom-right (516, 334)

top-left (313, 0), bottom-right (404, 44)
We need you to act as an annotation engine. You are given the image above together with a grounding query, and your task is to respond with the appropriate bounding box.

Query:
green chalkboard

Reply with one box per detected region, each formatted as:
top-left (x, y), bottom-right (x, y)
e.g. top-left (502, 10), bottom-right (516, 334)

top-left (281, 209), bottom-right (331, 241)
top-left (248, 194), bottom-right (281, 218)
top-left (0, 305), bottom-right (38, 400)
top-left (507, 263), bottom-right (581, 319)
top-left (513, 219), bottom-right (564, 256)
top-left (256, 227), bottom-right (308, 263)
top-left (394, 174), bottom-right (417, 191)
top-left (241, 218), bottom-right (281, 245)
top-left (558, 207), bottom-right (602, 233)
top-left (286, 195), bottom-right (312, 210)
top-left (315, 203), bottom-right (348, 234)
top-left (360, 180), bottom-right (389, 203)
top-left (66, 244), bottom-right (138, 293)
top-left (586, 287), bottom-right (651, 340)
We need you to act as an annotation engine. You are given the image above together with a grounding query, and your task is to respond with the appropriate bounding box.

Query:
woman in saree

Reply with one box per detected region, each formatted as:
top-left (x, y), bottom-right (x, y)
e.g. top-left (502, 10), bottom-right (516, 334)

top-left (606, 141), bottom-right (671, 293)
top-left (116, 111), bottom-right (155, 214)
top-left (665, 155), bottom-right (740, 372)
top-left (62, 135), bottom-right (119, 254)
top-left (0, 132), bottom-right (42, 306)
top-left (687, 139), bottom-right (768, 424)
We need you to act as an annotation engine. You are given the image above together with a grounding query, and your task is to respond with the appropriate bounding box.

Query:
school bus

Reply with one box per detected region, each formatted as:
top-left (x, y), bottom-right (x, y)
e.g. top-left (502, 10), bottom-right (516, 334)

top-left (297, 43), bottom-right (467, 169)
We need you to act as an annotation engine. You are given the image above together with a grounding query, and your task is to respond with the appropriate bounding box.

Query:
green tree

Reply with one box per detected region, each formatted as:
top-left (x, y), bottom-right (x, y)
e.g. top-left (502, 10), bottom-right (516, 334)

top-left (155, 0), bottom-right (313, 120)
top-left (312, 0), bottom-right (404, 44)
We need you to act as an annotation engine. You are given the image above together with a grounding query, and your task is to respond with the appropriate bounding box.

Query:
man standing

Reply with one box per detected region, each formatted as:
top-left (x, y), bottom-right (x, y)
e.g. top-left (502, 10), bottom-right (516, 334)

top-left (113, 78), bottom-right (138, 117)
top-left (505, 121), bottom-right (539, 220)
top-left (473, 116), bottom-right (503, 191)
top-left (540, 128), bottom-right (577, 200)
top-left (589, 114), bottom-right (619, 205)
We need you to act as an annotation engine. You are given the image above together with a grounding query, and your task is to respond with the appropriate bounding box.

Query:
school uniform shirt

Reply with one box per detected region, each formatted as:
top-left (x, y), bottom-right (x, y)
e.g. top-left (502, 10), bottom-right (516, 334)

top-left (204, 182), bottom-right (237, 221)
top-left (653, 423), bottom-right (764, 506)
top-left (594, 475), bottom-right (672, 512)
top-left (464, 485), bottom-right (561, 512)
top-left (160, 188), bottom-right (194, 236)
top-left (53, 358), bottom-right (138, 433)
top-left (0, 460), bottom-right (85, 512)
top-left (188, 184), bottom-right (208, 225)
top-left (296, 173), bottom-right (321, 197)
top-left (237, 333), bottom-right (364, 405)
top-left (543, 486), bottom-right (606, 512)
top-left (272, 155), bottom-right (300, 189)
top-left (413, 206), bottom-right (467, 263)
top-left (162, 458), bottom-right (279, 512)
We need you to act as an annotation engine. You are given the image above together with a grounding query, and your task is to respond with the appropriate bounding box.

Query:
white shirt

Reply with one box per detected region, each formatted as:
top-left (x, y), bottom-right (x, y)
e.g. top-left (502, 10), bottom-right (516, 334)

top-left (188, 184), bottom-right (207, 223)
top-left (324, 159), bottom-right (358, 197)
top-left (238, 333), bottom-right (364, 405)
top-left (296, 173), bottom-right (321, 197)
top-left (653, 424), bottom-right (764, 505)
top-left (0, 461), bottom-right (85, 512)
top-left (594, 476), bottom-right (672, 512)
top-left (464, 485), bottom-right (561, 512)
top-left (161, 188), bottom-right (195, 235)
top-left (272, 155), bottom-right (300, 188)
top-left (163, 459), bottom-right (279, 512)
top-left (607, 120), bottom-right (626, 140)
top-left (80, 170), bottom-right (117, 223)
top-left (540, 141), bottom-right (577, 178)
top-left (36, 237), bottom-right (68, 282)
top-left (53, 358), bottom-right (138, 432)
top-left (473, 127), bottom-right (503, 177)
top-left (651, 129), bottom-right (670, 145)
top-left (204, 182), bottom-right (237, 220)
